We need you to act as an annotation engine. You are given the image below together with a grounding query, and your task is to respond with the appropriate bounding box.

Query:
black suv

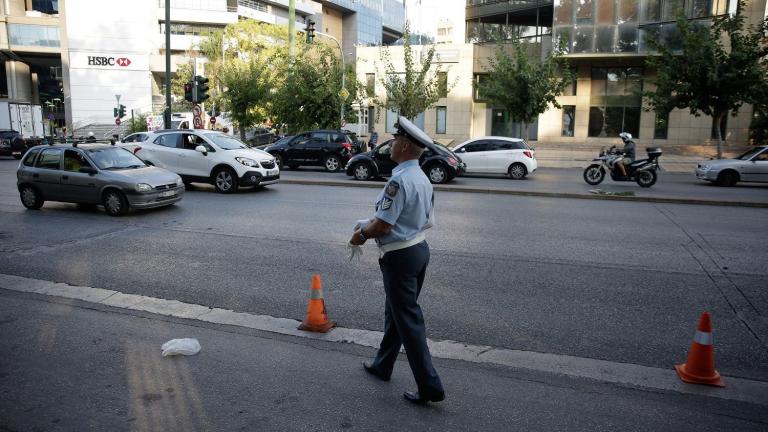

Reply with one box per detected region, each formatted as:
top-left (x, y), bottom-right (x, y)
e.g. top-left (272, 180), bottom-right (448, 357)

top-left (345, 139), bottom-right (466, 184)
top-left (0, 129), bottom-right (27, 159)
top-left (265, 130), bottom-right (356, 172)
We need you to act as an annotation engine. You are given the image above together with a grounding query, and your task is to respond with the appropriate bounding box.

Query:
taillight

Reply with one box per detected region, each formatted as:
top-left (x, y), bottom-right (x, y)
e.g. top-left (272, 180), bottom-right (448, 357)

top-left (523, 151), bottom-right (533, 158)
top-left (447, 157), bottom-right (458, 166)
top-left (342, 143), bottom-right (351, 150)
top-left (133, 146), bottom-right (142, 154)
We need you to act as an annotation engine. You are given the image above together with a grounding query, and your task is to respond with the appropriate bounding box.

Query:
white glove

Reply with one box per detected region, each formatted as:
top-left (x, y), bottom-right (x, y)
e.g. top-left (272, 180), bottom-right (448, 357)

top-left (354, 218), bottom-right (372, 232)
top-left (346, 242), bottom-right (363, 261)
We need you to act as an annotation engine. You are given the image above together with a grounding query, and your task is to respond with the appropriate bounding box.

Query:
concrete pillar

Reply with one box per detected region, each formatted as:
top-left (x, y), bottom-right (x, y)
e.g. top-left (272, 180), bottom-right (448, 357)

top-left (5, 60), bottom-right (32, 102)
top-left (31, 73), bottom-right (39, 104)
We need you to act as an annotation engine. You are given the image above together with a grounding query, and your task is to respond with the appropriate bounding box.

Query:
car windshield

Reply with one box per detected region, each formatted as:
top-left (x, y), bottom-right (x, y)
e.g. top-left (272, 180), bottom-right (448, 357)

top-left (736, 147), bottom-right (765, 160)
top-left (273, 136), bottom-right (294, 146)
top-left (87, 147), bottom-right (146, 170)
top-left (207, 134), bottom-right (248, 150)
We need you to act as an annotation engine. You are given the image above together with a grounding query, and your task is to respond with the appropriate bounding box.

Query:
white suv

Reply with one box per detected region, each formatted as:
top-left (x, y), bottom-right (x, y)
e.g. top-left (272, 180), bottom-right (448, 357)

top-left (123, 130), bottom-right (279, 193)
top-left (452, 136), bottom-right (537, 179)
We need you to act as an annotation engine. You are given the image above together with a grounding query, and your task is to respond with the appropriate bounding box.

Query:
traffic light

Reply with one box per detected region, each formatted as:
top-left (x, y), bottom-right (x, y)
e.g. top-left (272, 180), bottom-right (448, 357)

top-left (305, 20), bottom-right (315, 44)
top-left (194, 75), bottom-right (209, 103)
top-left (184, 81), bottom-right (194, 102)
top-left (118, 104), bottom-right (126, 118)
top-left (113, 107), bottom-right (119, 117)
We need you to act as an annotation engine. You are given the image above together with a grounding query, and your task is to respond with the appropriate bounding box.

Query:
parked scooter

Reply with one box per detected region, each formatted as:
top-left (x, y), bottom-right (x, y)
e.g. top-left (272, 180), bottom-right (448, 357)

top-left (583, 144), bottom-right (663, 188)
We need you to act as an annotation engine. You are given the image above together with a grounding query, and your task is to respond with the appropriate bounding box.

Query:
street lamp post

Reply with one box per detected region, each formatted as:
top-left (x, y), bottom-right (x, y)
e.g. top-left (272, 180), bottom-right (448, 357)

top-left (313, 31), bottom-right (346, 126)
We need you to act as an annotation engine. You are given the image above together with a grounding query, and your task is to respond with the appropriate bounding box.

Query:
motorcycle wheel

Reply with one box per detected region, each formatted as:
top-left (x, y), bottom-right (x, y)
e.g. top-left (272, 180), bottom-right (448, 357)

top-left (583, 165), bottom-right (605, 185)
top-left (636, 170), bottom-right (657, 188)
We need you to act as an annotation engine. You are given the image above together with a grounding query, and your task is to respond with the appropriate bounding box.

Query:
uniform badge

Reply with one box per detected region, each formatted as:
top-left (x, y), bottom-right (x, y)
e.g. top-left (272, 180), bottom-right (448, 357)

top-left (381, 197), bottom-right (393, 210)
top-left (386, 181), bottom-right (400, 197)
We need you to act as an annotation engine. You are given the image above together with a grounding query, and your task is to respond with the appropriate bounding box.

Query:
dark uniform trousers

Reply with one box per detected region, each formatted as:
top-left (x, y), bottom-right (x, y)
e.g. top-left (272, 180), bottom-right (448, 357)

top-left (371, 241), bottom-right (444, 396)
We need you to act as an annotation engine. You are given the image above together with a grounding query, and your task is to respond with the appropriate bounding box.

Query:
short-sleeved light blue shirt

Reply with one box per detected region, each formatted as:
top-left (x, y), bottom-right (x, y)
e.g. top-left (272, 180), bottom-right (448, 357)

top-left (374, 159), bottom-right (434, 246)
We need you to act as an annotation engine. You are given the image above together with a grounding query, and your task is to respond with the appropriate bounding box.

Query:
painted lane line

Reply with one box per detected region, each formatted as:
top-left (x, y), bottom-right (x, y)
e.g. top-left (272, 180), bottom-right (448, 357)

top-left (1, 272), bottom-right (766, 406)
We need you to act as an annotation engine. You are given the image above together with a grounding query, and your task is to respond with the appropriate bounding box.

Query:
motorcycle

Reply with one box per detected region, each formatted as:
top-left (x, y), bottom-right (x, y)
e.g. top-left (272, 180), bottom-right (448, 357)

top-left (583, 146), bottom-right (663, 188)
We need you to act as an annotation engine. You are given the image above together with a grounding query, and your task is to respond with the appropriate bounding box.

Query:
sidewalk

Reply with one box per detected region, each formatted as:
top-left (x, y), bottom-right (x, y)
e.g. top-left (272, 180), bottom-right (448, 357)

top-left (2, 288), bottom-right (767, 431)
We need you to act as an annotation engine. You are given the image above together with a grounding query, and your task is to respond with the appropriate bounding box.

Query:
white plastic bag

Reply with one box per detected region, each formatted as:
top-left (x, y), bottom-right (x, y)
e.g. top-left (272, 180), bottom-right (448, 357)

top-left (347, 242), bottom-right (363, 261)
top-left (161, 338), bottom-right (201, 357)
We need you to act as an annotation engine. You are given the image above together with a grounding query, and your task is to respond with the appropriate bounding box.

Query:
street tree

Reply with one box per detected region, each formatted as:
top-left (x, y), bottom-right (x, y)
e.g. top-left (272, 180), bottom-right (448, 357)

top-left (375, 25), bottom-right (455, 121)
top-left (127, 112), bottom-right (148, 134)
top-left (476, 37), bottom-right (572, 142)
top-left (171, 61), bottom-right (194, 111)
top-left (220, 56), bottom-right (274, 140)
top-left (643, 4), bottom-right (768, 158)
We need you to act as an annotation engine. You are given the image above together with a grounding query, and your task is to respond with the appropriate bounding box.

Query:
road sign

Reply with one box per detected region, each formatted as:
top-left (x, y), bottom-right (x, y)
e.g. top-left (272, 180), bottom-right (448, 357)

top-left (192, 104), bottom-right (202, 116)
top-left (210, 117), bottom-right (216, 125)
top-left (340, 119), bottom-right (346, 127)
top-left (339, 87), bottom-right (349, 100)
top-left (115, 118), bottom-right (121, 126)
top-left (193, 117), bottom-right (203, 129)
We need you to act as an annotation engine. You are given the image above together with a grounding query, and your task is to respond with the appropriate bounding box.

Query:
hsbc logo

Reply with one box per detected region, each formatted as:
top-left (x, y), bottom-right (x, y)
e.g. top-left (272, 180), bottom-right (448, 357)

top-left (87, 56), bottom-right (132, 67)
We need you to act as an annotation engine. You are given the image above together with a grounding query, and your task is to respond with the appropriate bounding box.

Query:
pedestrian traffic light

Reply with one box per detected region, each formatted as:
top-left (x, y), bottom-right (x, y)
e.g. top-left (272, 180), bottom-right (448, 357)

top-left (305, 20), bottom-right (315, 44)
top-left (194, 75), bottom-right (210, 103)
top-left (184, 81), bottom-right (194, 102)
top-left (118, 104), bottom-right (126, 119)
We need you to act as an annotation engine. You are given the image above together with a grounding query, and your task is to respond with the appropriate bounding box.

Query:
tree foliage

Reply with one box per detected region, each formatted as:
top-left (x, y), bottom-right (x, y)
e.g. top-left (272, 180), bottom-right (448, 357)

top-left (127, 112), bottom-right (148, 134)
top-left (476, 38), bottom-right (571, 141)
top-left (375, 25), bottom-right (454, 120)
top-left (643, 4), bottom-right (768, 157)
top-left (171, 61), bottom-right (194, 112)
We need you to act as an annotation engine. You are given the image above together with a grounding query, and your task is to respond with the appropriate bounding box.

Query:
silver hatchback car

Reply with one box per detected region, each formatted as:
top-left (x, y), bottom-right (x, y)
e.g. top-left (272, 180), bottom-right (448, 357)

top-left (17, 143), bottom-right (184, 216)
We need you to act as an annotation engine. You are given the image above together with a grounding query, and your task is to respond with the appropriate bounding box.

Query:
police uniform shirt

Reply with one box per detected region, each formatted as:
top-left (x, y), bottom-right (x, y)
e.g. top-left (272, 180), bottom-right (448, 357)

top-left (374, 159), bottom-right (434, 246)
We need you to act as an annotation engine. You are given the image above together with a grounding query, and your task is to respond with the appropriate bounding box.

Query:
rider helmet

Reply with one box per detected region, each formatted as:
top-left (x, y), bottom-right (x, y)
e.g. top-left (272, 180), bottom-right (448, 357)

top-left (619, 132), bottom-right (632, 142)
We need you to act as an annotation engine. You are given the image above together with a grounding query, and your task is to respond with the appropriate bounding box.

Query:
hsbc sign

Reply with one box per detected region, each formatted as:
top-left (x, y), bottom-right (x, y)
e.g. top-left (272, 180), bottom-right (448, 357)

top-left (72, 52), bottom-right (147, 71)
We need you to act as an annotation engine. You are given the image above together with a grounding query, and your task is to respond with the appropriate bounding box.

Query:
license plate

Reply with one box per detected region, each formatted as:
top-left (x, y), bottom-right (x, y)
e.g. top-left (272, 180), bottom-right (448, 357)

top-left (268, 169), bottom-right (278, 176)
top-left (159, 190), bottom-right (176, 198)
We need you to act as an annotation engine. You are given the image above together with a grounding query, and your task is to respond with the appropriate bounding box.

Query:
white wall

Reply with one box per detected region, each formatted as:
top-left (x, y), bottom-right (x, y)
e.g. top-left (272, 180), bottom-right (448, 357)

top-left (64, 0), bottom-right (157, 128)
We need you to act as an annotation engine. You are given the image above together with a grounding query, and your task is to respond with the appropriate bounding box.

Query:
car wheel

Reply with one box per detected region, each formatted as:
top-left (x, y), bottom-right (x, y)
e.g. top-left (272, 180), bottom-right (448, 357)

top-left (273, 154), bottom-right (284, 169)
top-left (19, 185), bottom-right (44, 209)
top-left (583, 165), bottom-right (605, 185)
top-left (353, 163), bottom-right (372, 181)
top-left (426, 164), bottom-right (448, 184)
top-left (103, 190), bottom-right (128, 216)
top-left (716, 170), bottom-right (739, 187)
top-left (324, 155), bottom-right (342, 172)
top-left (508, 163), bottom-right (527, 180)
top-left (635, 170), bottom-right (657, 188)
top-left (213, 167), bottom-right (239, 194)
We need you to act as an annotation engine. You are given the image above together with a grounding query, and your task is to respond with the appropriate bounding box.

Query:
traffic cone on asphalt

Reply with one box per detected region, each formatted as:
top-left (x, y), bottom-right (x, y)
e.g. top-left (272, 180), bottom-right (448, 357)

top-left (675, 312), bottom-right (725, 387)
top-left (298, 274), bottom-right (335, 333)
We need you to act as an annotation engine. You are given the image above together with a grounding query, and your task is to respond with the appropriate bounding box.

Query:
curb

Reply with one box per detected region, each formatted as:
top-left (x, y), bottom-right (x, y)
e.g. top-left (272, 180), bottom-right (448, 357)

top-left (279, 179), bottom-right (768, 208)
top-left (2, 273), bottom-right (768, 406)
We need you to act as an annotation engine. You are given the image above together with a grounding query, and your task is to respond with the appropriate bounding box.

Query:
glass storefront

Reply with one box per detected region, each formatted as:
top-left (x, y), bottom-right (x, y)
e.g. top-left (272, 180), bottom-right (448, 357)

top-left (588, 67), bottom-right (642, 137)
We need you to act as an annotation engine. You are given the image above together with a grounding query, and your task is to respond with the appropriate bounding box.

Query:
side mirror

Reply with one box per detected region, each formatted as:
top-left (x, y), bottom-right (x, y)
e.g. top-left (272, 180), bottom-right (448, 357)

top-left (79, 166), bottom-right (97, 175)
top-left (195, 145), bottom-right (208, 155)
top-left (456, 148), bottom-right (465, 153)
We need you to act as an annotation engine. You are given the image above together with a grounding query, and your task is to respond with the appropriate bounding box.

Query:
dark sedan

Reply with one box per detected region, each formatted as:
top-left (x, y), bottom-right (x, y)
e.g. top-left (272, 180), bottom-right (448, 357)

top-left (345, 139), bottom-right (465, 184)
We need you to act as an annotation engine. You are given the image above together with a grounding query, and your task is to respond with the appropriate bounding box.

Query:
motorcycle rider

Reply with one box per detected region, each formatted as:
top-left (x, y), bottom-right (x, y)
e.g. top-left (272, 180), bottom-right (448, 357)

top-left (614, 132), bottom-right (635, 178)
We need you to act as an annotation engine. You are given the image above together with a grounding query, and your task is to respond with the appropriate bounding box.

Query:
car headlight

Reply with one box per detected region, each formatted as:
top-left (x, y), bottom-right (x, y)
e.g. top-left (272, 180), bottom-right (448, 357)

top-left (176, 177), bottom-right (184, 187)
top-left (135, 183), bottom-right (152, 192)
top-left (236, 157), bottom-right (258, 167)
top-left (700, 164), bottom-right (711, 170)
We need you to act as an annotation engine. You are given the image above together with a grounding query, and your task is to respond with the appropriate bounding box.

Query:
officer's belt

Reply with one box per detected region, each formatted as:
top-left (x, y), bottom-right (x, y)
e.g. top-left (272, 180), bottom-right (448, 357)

top-left (378, 232), bottom-right (426, 258)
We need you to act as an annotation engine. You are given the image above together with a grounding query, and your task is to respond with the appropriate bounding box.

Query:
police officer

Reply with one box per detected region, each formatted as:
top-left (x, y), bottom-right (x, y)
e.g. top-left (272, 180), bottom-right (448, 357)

top-left (349, 116), bottom-right (445, 405)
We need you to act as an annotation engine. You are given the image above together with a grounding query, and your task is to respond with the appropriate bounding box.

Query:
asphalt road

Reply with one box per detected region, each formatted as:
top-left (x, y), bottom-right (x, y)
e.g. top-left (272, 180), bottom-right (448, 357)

top-left (1, 158), bottom-right (767, 383)
top-left (280, 165), bottom-right (768, 204)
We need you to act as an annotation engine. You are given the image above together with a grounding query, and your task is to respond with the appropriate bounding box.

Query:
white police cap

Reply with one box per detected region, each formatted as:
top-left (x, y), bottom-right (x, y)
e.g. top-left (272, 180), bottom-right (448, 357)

top-left (394, 115), bottom-right (432, 148)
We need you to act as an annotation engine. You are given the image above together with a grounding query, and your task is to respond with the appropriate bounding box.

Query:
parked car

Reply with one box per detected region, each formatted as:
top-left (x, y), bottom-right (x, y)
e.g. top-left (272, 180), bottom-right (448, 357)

top-left (245, 127), bottom-right (277, 146)
top-left (0, 129), bottom-right (27, 159)
top-left (452, 136), bottom-right (537, 179)
top-left (265, 129), bottom-right (357, 172)
top-left (345, 139), bottom-right (466, 184)
top-left (695, 145), bottom-right (768, 186)
top-left (121, 129), bottom-right (279, 193)
top-left (16, 143), bottom-right (184, 216)
top-left (121, 132), bottom-right (150, 143)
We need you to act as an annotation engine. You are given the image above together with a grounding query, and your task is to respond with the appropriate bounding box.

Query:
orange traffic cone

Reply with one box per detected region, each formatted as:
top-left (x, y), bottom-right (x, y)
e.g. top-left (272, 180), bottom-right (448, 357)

top-left (298, 274), bottom-right (335, 333)
top-left (675, 312), bottom-right (725, 387)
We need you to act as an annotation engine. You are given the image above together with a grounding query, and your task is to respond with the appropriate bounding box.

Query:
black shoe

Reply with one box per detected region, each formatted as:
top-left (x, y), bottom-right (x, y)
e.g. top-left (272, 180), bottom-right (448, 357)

top-left (403, 390), bottom-right (445, 405)
top-left (363, 362), bottom-right (390, 382)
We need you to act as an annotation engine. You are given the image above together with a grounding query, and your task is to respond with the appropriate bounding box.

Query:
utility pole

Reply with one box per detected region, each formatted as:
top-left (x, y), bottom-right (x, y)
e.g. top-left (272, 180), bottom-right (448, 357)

top-left (164, 0), bottom-right (171, 129)
top-left (288, 0), bottom-right (295, 57)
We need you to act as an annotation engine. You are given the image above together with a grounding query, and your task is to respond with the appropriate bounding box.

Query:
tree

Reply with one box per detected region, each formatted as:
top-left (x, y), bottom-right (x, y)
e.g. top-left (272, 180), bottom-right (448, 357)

top-left (476, 37), bottom-right (572, 142)
top-left (643, 4), bottom-right (768, 158)
top-left (220, 56), bottom-right (273, 140)
top-left (375, 25), bottom-right (454, 121)
top-left (171, 61), bottom-right (194, 112)
top-left (127, 112), bottom-right (148, 134)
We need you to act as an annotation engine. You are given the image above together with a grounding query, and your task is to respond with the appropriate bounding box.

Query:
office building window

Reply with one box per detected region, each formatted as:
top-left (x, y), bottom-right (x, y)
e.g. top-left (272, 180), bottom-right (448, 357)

top-left (567, 68), bottom-right (578, 95)
top-left (7, 24), bottom-right (59, 47)
top-left (562, 106), bottom-right (576, 137)
top-left (473, 74), bottom-right (489, 102)
top-left (31, 0), bottom-right (59, 14)
top-left (387, 109), bottom-right (425, 133)
top-left (366, 74), bottom-right (375, 97)
top-left (492, 109), bottom-right (538, 140)
top-left (654, 111), bottom-right (669, 139)
top-left (436, 107), bottom-right (447, 134)
top-left (588, 68), bottom-right (643, 138)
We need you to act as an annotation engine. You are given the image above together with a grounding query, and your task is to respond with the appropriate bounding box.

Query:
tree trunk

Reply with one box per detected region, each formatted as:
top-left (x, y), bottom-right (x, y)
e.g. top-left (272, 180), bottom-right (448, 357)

top-left (523, 122), bottom-right (530, 143)
top-left (713, 111), bottom-right (726, 159)
top-left (239, 124), bottom-right (246, 140)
